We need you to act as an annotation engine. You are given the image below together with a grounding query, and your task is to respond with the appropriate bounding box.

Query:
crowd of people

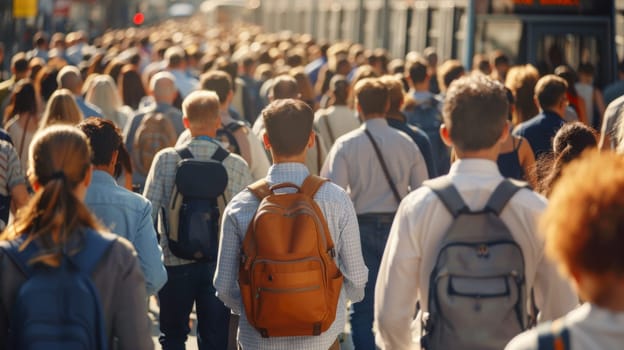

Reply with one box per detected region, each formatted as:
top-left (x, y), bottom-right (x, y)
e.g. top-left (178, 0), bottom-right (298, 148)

top-left (0, 17), bottom-right (623, 350)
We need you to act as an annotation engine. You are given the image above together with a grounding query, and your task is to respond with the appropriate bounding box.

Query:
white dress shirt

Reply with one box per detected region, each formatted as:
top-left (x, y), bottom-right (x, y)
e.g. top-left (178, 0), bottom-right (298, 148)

top-left (374, 159), bottom-right (578, 350)
top-left (314, 105), bottom-right (361, 148)
top-left (506, 303), bottom-right (624, 350)
top-left (321, 118), bottom-right (428, 214)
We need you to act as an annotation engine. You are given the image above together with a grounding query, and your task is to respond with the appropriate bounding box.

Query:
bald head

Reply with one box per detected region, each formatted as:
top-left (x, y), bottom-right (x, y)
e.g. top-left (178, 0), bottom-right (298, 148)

top-left (57, 65), bottom-right (83, 94)
top-left (150, 71), bottom-right (177, 104)
top-left (270, 75), bottom-right (300, 100)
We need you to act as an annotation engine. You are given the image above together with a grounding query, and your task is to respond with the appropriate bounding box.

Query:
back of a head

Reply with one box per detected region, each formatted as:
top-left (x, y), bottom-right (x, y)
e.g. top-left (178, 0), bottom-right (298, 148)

top-left (182, 90), bottom-right (221, 127)
top-left (354, 78), bottom-right (389, 116)
top-left (200, 70), bottom-right (232, 104)
top-left (438, 59), bottom-right (465, 92)
top-left (165, 46), bottom-right (186, 68)
top-left (262, 99), bottom-right (314, 157)
top-left (406, 57), bottom-right (429, 84)
top-left (443, 75), bottom-right (508, 152)
top-left (554, 65), bottom-right (577, 93)
top-left (504, 64), bottom-right (539, 123)
top-left (77, 117), bottom-right (122, 167)
top-left (1, 125), bottom-right (98, 262)
top-left (5, 79), bottom-right (37, 121)
top-left (11, 53), bottom-right (29, 74)
top-left (270, 75), bottom-right (299, 100)
top-left (57, 65), bottom-right (82, 93)
top-left (86, 75), bottom-right (122, 114)
top-left (329, 75), bottom-right (350, 105)
top-left (577, 62), bottom-right (595, 76)
top-left (379, 75), bottom-right (404, 112)
top-left (41, 89), bottom-right (84, 128)
top-left (535, 74), bottom-right (568, 110)
top-left (150, 71), bottom-right (177, 102)
top-left (118, 66), bottom-right (146, 110)
top-left (541, 151), bottom-right (624, 303)
top-left (491, 50), bottom-right (510, 68)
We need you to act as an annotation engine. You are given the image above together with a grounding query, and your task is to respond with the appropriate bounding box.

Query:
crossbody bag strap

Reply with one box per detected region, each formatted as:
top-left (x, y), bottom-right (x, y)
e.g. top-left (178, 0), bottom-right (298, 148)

top-left (364, 129), bottom-right (402, 204)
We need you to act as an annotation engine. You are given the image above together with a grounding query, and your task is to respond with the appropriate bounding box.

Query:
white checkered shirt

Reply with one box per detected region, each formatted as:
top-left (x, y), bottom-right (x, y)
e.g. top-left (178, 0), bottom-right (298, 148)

top-left (214, 162), bottom-right (368, 349)
top-left (143, 137), bottom-right (253, 266)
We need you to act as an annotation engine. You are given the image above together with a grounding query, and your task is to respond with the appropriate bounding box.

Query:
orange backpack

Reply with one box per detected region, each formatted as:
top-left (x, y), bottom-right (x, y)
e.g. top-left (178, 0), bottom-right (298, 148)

top-left (239, 175), bottom-right (343, 338)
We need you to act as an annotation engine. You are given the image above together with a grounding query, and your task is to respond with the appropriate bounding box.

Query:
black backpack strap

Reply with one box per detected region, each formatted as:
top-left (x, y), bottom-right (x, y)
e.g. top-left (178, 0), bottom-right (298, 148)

top-left (71, 229), bottom-right (117, 274)
top-left (423, 177), bottom-right (469, 218)
top-left (484, 179), bottom-right (529, 215)
top-left (537, 320), bottom-right (570, 350)
top-left (175, 146), bottom-right (194, 160)
top-left (364, 129), bottom-right (402, 204)
top-left (211, 147), bottom-right (229, 162)
top-left (224, 121), bottom-right (245, 133)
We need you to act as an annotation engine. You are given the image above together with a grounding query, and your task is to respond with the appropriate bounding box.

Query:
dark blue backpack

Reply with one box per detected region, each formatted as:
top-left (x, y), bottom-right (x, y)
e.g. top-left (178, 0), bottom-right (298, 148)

top-left (405, 96), bottom-right (451, 175)
top-left (160, 145), bottom-right (229, 261)
top-left (1, 229), bottom-right (116, 350)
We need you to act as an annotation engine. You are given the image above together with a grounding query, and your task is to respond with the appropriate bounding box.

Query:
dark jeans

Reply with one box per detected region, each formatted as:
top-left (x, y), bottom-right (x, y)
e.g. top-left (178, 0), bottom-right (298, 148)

top-left (159, 262), bottom-right (230, 350)
top-left (350, 214), bottom-right (394, 350)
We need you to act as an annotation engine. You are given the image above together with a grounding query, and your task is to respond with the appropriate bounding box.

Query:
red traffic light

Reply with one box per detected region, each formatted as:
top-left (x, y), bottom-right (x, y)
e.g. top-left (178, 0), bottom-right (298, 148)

top-left (133, 12), bottom-right (145, 26)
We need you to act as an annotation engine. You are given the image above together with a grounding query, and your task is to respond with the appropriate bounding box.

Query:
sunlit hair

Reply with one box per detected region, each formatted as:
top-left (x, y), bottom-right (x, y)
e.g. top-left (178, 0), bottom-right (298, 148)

top-left (541, 151), bottom-right (624, 301)
top-left (505, 64), bottom-right (539, 125)
top-left (263, 99), bottom-right (314, 157)
top-left (537, 122), bottom-right (597, 197)
top-left (1, 125), bottom-right (101, 267)
top-left (40, 88), bottom-right (84, 129)
top-left (3, 79), bottom-right (38, 124)
top-left (85, 74), bottom-right (124, 124)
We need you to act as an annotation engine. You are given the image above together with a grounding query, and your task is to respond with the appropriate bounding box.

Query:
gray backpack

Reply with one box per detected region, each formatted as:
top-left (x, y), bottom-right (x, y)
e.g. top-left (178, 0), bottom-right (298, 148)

top-left (422, 177), bottom-right (532, 350)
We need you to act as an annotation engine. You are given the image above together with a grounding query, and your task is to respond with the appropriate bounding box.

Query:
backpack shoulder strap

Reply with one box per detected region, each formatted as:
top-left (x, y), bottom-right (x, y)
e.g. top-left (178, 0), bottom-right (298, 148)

top-left (537, 320), bottom-right (570, 350)
top-left (211, 147), bottom-right (229, 162)
top-left (72, 229), bottom-right (117, 274)
top-left (247, 179), bottom-right (271, 200)
top-left (423, 177), bottom-right (469, 218)
top-left (225, 121), bottom-right (245, 133)
top-left (175, 146), bottom-right (194, 160)
top-left (300, 175), bottom-right (328, 197)
top-left (484, 179), bottom-right (529, 215)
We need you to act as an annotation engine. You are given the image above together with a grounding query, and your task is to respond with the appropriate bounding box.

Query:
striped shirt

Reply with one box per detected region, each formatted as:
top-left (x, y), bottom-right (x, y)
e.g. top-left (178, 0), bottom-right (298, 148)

top-left (143, 137), bottom-right (253, 266)
top-left (214, 163), bottom-right (368, 349)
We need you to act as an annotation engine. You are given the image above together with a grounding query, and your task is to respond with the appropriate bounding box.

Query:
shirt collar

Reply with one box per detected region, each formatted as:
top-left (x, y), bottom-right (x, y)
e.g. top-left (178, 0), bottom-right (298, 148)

top-left (448, 159), bottom-right (501, 176)
top-left (91, 170), bottom-right (118, 186)
top-left (363, 117), bottom-right (389, 130)
top-left (266, 163), bottom-right (310, 187)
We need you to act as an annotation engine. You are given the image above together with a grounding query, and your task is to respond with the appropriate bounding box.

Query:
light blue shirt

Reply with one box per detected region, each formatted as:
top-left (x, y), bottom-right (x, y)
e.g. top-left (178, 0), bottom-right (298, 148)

top-left (214, 163), bottom-right (368, 349)
top-left (85, 170), bottom-right (167, 295)
top-left (75, 95), bottom-right (103, 118)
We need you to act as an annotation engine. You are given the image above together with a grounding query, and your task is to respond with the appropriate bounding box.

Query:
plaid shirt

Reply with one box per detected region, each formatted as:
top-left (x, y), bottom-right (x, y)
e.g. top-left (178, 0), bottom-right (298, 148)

top-left (214, 163), bottom-right (368, 349)
top-left (143, 137), bottom-right (253, 266)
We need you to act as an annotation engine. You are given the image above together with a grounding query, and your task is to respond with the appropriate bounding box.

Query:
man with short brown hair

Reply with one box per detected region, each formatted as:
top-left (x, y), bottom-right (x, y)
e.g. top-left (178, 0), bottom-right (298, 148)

top-left (215, 98), bottom-right (367, 349)
top-left (321, 77), bottom-right (428, 349)
top-left (513, 74), bottom-right (569, 158)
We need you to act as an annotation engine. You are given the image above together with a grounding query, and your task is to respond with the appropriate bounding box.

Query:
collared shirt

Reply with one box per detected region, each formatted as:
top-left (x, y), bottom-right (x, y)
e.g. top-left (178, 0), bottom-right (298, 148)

top-left (85, 170), bottom-right (167, 295)
top-left (169, 69), bottom-right (198, 98)
top-left (178, 110), bottom-right (270, 181)
top-left (214, 163), bottom-right (368, 350)
top-left (513, 110), bottom-right (565, 159)
top-left (144, 138), bottom-right (253, 266)
top-left (124, 102), bottom-right (185, 192)
top-left (314, 105), bottom-right (361, 148)
top-left (374, 159), bottom-right (578, 350)
top-left (74, 95), bottom-right (103, 118)
top-left (506, 303), bottom-right (624, 350)
top-left (321, 118), bottom-right (429, 215)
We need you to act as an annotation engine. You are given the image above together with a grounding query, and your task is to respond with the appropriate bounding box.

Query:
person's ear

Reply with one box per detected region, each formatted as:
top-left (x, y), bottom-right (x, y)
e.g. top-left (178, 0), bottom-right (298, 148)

top-left (262, 132), bottom-right (271, 150)
top-left (499, 120), bottom-right (510, 144)
top-left (182, 116), bottom-right (190, 129)
top-left (83, 165), bottom-right (93, 188)
top-left (307, 131), bottom-right (316, 149)
top-left (440, 124), bottom-right (453, 147)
